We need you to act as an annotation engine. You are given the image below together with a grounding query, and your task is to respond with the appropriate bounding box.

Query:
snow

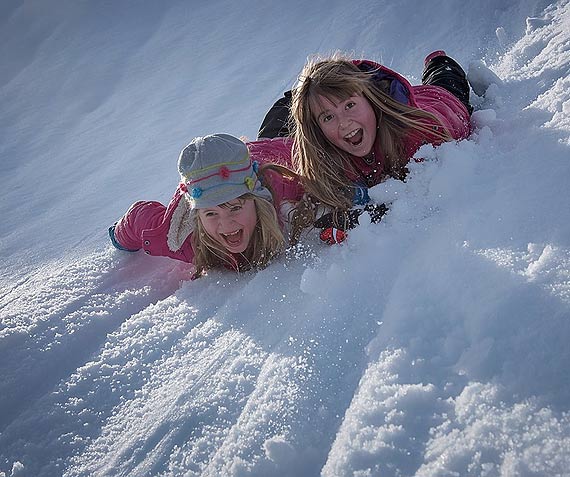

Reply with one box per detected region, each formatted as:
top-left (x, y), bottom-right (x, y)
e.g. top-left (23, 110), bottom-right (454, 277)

top-left (1, 0), bottom-right (570, 475)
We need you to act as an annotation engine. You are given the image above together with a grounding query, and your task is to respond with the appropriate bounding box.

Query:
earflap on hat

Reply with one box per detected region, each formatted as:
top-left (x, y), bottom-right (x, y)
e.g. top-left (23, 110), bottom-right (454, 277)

top-left (167, 194), bottom-right (195, 252)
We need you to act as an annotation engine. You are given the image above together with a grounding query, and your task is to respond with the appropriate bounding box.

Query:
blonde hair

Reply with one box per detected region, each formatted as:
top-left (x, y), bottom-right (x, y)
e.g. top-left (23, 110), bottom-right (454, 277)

top-left (258, 162), bottom-right (310, 245)
top-left (291, 53), bottom-right (451, 211)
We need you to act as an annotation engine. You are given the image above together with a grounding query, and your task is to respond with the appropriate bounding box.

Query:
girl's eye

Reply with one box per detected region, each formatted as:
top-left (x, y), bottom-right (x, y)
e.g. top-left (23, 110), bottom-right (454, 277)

top-left (230, 206), bottom-right (242, 212)
top-left (204, 211), bottom-right (217, 217)
top-left (322, 113), bottom-right (333, 123)
top-left (346, 101), bottom-right (356, 110)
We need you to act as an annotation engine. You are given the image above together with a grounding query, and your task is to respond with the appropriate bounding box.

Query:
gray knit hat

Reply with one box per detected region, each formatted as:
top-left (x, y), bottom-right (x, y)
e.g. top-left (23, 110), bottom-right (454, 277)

top-left (178, 133), bottom-right (272, 209)
top-left (166, 134), bottom-right (273, 252)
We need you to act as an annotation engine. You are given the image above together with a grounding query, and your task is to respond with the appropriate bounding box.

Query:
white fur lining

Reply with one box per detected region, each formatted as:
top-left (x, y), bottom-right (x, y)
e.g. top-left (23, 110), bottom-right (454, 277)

top-left (167, 195), bottom-right (195, 252)
top-left (279, 200), bottom-right (297, 240)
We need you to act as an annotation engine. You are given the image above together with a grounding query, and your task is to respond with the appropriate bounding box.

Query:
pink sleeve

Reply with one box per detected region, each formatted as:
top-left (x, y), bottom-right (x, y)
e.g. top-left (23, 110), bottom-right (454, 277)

top-left (113, 200), bottom-right (167, 251)
top-left (413, 85), bottom-right (471, 140)
top-left (247, 137), bottom-right (294, 168)
top-left (403, 85), bottom-right (471, 157)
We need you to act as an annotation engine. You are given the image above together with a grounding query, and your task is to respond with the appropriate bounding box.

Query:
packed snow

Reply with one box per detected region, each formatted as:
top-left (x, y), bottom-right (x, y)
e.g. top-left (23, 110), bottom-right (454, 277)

top-left (1, 0), bottom-right (569, 476)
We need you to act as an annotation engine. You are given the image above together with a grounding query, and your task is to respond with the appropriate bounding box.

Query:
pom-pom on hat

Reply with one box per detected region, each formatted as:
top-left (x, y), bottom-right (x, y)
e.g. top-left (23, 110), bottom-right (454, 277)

top-left (178, 133), bottom-right (272, 209)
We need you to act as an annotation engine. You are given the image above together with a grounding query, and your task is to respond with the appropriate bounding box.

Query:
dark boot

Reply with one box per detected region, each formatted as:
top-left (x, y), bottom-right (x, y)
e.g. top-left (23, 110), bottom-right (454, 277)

top-left (422, 51), bottom-right (473, 114)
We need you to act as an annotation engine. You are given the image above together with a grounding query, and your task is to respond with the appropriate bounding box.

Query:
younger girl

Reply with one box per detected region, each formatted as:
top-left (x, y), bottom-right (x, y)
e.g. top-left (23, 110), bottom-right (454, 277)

top-left (290, 51), bottom-right (472, 218)
top-left (109, 134), bottom-right (304, 278)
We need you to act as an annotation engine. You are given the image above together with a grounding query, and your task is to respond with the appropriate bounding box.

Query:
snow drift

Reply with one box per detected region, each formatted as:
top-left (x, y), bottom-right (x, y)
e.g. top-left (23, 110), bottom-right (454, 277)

top-left (1, 0), bottom-right (569, 475)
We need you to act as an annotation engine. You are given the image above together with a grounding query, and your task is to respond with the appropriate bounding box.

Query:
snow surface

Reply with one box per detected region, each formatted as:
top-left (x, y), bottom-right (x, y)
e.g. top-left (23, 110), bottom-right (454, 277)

top-left (1, 0), bottom-right (570, 476)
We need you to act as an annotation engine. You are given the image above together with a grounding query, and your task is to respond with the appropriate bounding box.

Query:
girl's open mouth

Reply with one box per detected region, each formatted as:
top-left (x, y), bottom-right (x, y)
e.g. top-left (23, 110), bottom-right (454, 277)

top-left (345, 128), bottom-right (363, 146)
top-left (221, 229), bottom-right (243, 247)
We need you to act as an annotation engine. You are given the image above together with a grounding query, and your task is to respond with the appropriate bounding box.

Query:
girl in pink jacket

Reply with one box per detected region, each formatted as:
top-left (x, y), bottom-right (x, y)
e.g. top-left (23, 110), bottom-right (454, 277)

top-left (110, 134), bottom-right (304, 278)
top-left (260, 51), bottom-right (472, 243)
top-left (291, 51), bottom-right (471, 212)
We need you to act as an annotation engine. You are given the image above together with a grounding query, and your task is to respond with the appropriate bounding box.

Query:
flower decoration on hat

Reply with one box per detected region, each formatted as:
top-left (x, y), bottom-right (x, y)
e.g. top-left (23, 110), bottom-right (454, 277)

top-left (219, 166), bottom-right (230, 179)
top-left (191, 187), bottom-right (203, 199)
top-left (252, 161), bottom-right (259, 174)
top-left (244, 176), bottom-right (256, 191)
top-left (179, 182), bottom-right (188, 193)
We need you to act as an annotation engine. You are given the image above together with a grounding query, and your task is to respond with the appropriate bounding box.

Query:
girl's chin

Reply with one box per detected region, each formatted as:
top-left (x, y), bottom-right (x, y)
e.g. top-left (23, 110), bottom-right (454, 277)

top-left (226, 245), bottom-right (247, 254)
top-left (343, 146), bottom-right (372, 157)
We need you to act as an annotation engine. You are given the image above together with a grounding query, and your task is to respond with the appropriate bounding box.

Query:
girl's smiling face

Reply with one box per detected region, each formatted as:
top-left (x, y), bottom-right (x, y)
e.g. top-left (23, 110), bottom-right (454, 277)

top-left (314, 93), bottom-right (377, 157)
top-left (197, 197), bottom-right (257, 254)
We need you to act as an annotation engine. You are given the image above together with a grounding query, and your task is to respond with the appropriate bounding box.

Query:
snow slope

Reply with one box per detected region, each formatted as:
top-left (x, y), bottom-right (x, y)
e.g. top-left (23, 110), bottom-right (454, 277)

top-left (1, 0), bottom-right (569, 476)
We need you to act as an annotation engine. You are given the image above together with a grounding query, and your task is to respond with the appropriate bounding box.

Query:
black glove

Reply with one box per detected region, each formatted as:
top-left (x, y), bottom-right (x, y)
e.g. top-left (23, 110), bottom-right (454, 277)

top-left (362, 202), bottom-right (388, 223)
top-left (314, 203), bottom-right (388, 231)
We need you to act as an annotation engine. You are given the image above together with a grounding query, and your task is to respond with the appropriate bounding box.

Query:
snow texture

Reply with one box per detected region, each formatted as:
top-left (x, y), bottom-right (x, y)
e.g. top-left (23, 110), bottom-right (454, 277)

top-left (1, 0), bottom-right (570, 476)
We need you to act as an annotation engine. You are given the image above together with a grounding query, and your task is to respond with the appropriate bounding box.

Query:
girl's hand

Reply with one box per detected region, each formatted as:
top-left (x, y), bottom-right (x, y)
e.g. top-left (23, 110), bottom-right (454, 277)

top-left (314, 203), bottom-right (388, 231)
top-left (315, 203), bottom-right (388, 246)
top-left (320, 227), bottom-right (347, 245)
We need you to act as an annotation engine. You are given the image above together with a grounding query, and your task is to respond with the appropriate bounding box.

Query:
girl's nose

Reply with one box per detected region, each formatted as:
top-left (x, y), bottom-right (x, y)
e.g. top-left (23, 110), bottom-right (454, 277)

top-left (219, 216), bottom-right (236, 230)
top-left (338, 114), bottom-right (349, 129)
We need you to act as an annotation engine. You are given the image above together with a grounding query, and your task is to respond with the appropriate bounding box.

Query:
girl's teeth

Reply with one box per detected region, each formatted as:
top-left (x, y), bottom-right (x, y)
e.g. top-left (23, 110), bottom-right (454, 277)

top-left (345, 129), bottom-right (359, 139)
top-left (345, 128), bottom-right (363, 146)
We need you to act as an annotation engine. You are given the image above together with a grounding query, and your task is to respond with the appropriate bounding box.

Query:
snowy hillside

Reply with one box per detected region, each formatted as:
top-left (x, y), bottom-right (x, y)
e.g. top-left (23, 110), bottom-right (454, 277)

top-left (1, 0), bottom-right (569, 476)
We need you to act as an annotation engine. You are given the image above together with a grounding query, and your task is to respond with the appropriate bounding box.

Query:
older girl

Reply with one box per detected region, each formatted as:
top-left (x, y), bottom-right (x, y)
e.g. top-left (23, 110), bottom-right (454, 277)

top-left (290, 51), bottom-right (472, 215)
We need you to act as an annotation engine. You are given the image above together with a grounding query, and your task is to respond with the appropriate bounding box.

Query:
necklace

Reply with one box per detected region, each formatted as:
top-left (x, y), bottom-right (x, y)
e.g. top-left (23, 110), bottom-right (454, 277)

top-left (362, 149), bottom-right (376, 165)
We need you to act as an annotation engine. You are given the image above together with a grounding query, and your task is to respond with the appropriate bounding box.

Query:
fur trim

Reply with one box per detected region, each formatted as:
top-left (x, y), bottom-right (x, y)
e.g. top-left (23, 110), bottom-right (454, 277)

top-left (167, 195), bottom-right (195, 252)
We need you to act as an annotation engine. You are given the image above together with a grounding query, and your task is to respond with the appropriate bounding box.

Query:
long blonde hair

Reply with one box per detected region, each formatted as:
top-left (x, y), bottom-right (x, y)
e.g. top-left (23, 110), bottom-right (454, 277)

top-left (292, 53), bottom-right (451, 211)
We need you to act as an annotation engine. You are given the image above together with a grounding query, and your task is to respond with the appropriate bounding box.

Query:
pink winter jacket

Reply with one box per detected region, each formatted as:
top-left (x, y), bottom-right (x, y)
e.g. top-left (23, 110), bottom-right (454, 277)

top-left (112, 137), bottom-right (304, 263)
top-left (348, 60), bottom-right (471, 186)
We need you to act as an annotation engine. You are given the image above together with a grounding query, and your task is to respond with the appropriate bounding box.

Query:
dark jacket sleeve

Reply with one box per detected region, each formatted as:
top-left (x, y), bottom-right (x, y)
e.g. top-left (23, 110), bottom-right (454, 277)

top-left (257, 91), bottom-right (293, 139)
